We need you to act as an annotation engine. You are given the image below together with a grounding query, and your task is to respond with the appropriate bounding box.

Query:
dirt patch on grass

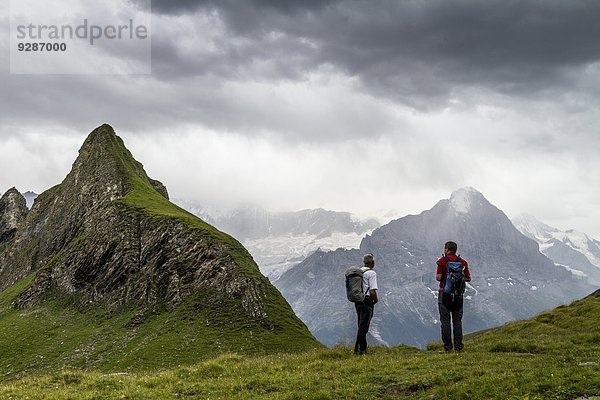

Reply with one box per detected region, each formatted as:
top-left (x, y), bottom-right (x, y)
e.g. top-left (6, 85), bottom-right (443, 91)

top-left (383, 382), bottom-right (433, 397)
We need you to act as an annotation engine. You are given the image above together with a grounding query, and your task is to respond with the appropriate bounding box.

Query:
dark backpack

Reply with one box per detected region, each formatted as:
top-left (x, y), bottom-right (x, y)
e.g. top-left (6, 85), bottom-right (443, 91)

top-left (345, 266), bottom-right (365, 302)
top-left (443, 256), bottom-right (466, 301)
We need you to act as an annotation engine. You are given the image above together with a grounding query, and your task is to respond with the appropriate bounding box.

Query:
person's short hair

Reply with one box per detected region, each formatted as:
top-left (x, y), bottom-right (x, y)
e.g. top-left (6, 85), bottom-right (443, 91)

top-left (363, 253), bottom-right (374, 267)
top-left (444, 241), bottom-right (458, 254)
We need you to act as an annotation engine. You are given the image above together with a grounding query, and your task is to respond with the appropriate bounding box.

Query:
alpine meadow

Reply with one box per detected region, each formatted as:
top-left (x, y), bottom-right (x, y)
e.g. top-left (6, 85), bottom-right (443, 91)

top-left (3, 1), bottom-right (600, 399)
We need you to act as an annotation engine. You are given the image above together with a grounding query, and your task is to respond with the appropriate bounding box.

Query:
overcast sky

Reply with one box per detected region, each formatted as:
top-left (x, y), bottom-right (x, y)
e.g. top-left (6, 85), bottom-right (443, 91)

top-left (1, 0), bottom-right (600, 238)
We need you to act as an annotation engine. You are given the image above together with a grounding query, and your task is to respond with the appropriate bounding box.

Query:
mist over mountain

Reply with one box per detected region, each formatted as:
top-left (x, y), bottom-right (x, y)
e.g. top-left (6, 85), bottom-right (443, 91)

top-left (275, 187), bottom-right (594, 348)
top-left (176, 201), bottom-right (381, 281)
top-left (513, 214), bottom-right (600, 285)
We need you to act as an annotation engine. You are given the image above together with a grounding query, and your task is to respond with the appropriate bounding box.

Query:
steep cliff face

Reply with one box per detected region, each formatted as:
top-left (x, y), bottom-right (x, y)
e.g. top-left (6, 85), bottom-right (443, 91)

top-left (0, 124), bottom-right (317, 368)
top-left (0, 188), bottom-right (28, 245)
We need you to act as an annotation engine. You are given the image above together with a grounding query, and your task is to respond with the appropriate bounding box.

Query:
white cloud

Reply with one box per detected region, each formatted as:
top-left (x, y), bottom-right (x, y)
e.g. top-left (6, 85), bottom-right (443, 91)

top-left (1, 1), bottom-right (599, 240)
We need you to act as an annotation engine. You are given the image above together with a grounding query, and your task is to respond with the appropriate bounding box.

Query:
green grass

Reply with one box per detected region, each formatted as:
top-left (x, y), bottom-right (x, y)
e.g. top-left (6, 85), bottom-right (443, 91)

top-left (0, 293), bottom-right (598, 399)
top-left (0, 280), bottom-right (316, 381)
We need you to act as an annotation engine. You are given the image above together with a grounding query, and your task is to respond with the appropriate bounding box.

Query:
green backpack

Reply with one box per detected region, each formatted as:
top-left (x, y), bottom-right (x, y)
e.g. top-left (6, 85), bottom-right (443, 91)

top-left (345, 266), bottom-right (365, 302)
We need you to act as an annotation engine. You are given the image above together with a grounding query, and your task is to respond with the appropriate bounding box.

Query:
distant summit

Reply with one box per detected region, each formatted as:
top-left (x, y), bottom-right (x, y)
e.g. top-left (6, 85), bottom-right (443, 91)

top-left (276, 188), bottom-right (593, 348)
top-left (0, 124), bottom-right (317, 373)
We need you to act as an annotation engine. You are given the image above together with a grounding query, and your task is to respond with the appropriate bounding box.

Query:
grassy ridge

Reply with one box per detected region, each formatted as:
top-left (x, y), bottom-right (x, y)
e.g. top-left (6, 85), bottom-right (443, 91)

top-left (1, 293), bottom-right (598, 399)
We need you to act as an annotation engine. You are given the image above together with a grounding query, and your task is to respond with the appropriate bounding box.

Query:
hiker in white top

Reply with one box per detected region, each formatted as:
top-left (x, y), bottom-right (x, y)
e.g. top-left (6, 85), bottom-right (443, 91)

top-left (354, 253), bottom-right (378, 355)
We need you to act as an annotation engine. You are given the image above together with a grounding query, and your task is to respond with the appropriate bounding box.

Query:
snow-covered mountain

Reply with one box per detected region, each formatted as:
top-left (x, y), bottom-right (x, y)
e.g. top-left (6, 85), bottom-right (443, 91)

top-left (513, 214), bottom-right (600, 285)
top-left (274, 187), bottom-right (594, 348)
top-left (175, 201), bottom-right (381, 280)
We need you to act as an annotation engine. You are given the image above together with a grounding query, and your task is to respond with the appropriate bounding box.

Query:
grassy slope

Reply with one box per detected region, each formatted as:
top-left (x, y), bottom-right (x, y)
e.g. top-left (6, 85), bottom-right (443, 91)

top-left (110, 130), bottom-right (319, 352)
top-left (0, 126), bottom-right (318, 381)
top-left (0, 273), bottom-right (315, 380)
top-left (1, 293), bottom-right (598, 399)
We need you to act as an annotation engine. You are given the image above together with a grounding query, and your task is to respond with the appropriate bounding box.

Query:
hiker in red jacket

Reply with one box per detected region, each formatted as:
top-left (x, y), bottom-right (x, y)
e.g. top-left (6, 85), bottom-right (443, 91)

top-left (436, 241), bottom-right (471, 352)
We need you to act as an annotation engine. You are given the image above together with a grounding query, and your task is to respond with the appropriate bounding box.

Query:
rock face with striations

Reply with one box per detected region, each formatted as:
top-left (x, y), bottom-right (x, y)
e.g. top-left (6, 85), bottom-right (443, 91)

top-left (0, 125), bottom-right (316, 354)
top-left (0, 188), bottom-right (28, 245)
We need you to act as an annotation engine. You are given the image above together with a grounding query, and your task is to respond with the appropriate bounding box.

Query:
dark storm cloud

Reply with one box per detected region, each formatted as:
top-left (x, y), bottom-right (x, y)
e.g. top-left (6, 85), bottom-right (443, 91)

top-left (150, 0), bottom-right (338, 16)
top-left (150, 0), bottom-right (600, 108)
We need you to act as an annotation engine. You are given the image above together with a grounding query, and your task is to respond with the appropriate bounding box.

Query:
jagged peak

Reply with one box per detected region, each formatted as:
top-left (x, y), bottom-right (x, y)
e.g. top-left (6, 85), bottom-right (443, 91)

top-left (81, 123), bottom-right (118, 145)
top-left (0, 187), bottom-right (28, 242)
top-left (1, 188), bottom-right (27, 210)
top-left (77, 124), bottom-right (130, 161)
top-left (76, 124), bottom-right (137, 168)
top-left (64, 124), bottom-right (168, 199)
top-left (1, 187), bottom-right (23, 199)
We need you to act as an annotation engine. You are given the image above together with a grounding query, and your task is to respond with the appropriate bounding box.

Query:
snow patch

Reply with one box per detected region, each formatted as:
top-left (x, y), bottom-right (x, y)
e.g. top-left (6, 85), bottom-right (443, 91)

top-left (369, 326), bottom-right (389, 347)
top-left (556, 263), bottom-right (587, 278)
top-left (466, 282), bottom-right (478, 295)
top-left (530, 286), bottom-right (538, 291)
top-left (450, 187), bottom-right (479, 214)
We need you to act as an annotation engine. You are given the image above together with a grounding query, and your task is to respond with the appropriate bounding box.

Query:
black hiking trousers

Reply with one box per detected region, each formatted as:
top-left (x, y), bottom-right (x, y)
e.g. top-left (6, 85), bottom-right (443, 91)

top-left (438, 292), bottom-right (464, 352)
top-left (354, 296), bottom-right (374, 354)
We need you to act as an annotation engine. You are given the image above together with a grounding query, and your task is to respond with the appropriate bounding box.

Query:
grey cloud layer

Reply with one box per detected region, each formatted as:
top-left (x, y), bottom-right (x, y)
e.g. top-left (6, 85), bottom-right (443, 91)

top-left (3, 1), bottom-right (600, 138)
top-left (150, 0), bottom-right (600, 108)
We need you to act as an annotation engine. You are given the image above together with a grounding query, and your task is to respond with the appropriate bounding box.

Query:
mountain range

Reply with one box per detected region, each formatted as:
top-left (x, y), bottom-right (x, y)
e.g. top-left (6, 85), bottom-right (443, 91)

top-left (513, 214), bottom-right (600, 285)
top-left (274, 187), bottom-right (594, 348)
top-left (177, 202), bottom-right (380, 281)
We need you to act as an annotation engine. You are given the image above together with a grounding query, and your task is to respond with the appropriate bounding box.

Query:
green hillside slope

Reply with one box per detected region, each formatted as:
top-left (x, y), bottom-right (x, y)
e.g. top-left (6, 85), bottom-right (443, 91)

top-left (1, 291), bottom-right (598, 399)
top-left (0, 124), bottom-right (319, 380)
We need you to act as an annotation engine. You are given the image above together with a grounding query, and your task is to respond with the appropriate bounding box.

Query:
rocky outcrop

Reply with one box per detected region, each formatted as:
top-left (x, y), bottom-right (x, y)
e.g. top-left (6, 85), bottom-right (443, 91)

top-left (0, 125), bottom-right (314, 342)
top-left (0, 188), bottom-right (28, 245)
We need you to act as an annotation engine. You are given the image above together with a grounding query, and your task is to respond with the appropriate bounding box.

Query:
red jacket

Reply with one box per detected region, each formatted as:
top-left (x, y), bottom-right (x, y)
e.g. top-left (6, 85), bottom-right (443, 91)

top-left (437, 253), bottom-right (470, 291)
